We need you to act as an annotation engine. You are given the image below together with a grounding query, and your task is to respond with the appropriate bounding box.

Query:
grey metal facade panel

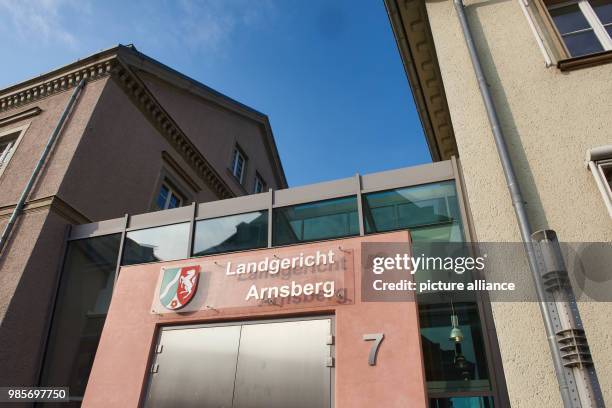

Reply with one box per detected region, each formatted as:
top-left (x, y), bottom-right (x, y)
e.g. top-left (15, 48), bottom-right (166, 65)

top-left (360, 161), bottom-right (454, 193)
top-left (69, 217), bottom-right (125, 240)
top-left (127, 205), bottom-right (193, 230)
top-left (196, 191), bottom-right (269, 220)
top-left (272, 176), bottom-right (356, 208)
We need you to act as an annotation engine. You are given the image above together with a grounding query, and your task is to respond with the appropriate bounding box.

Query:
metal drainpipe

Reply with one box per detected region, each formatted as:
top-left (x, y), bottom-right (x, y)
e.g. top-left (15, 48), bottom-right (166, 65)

top-left (0, 79), bottom-right (86, 256)
top-left (452, 2), bottom-right (603, 407)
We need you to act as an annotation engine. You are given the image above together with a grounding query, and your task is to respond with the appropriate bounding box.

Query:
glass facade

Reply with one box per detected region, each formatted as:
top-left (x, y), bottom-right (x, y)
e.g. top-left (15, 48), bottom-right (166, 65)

top-left (122, 223), bottom-right (190, 266)
top-left (40, 234), bottom-right (121, 405)
top-left (51, 176), bottom-right (501, 406)
top-left (363, 181), bottom-right (463, 243)
top-left (193, 211), bottom-right (268, 256)
top-left (273, 196), bottom-right (359, 245)
top-left (419, 302), bottom-right (491, 394)
top-left (430, 396), bottom-right (494, 408)
top-left (363, 182), bottom-right (492, 401)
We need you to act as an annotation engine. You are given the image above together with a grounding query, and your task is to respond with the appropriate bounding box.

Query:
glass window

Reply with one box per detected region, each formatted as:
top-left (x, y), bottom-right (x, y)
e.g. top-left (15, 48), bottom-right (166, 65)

top-left (591, 0), bottom-right (612, 26)
top-left (40, 234), bottom-right (121, 404)
top-left (273, 196), bottom-right (359, 245)
top-left (253, 174), bottom-right (265, 194)
top-left (419, 301), bottom-right (491, 394)
top-left (363, 181), bottom-right (463, 240)
top-left (0, 131), bottom-right (19, 170)
top-left (156, 182), bottom-right (183, 210)
top-left (231, 147), bottom-right (246, 183)
top-left (603, 163), bottom-right (612, 190)
top-left (430, 396), bottom-right (494, 408)
top-left (0, 140), bottom-right (14, 166)
top-left (548, 0), bottom-right (612, 57)
top-left (122, 223), bottom-right (190, 266)
top-left (193, 211), bottom-right (268, 256)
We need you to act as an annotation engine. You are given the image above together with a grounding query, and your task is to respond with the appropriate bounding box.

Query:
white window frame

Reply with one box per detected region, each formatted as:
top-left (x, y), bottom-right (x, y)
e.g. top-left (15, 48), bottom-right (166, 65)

top-left (231, 147), bottom-right (246, 184)
top-left (0, 124), bottom-right (28, 179)
top-left (253, 174), bottom-right (266, 194)
top-left (587, 150), bottom-right (612, 218)
top-left (157, 182), bottom-right (183, 210)
top-left (548, 0), bottom-right (612, 55)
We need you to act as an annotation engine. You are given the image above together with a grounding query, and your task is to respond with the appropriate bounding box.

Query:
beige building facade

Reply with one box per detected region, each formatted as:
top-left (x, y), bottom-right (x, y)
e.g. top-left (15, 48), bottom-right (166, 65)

top-left (0, 44), bottom-right (286, 397)
top-left (386, 0), bottom-right (611, 407)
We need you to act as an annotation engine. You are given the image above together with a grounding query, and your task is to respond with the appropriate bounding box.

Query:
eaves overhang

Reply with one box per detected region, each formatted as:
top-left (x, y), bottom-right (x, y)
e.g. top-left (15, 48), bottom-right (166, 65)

top-left (384, 0), bottom-right (458, 161)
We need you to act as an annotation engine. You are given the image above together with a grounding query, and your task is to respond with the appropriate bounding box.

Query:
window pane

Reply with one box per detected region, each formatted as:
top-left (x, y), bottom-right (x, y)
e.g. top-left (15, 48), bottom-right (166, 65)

top-left (563, 30), bottom-right (604, 56)
top-left (236, 156), bottom-right (244, 180)
top-left (122, 223), bottom-right (190, 265)
top-left (430, 396), bottom-right (494, 408)
top-left (419, 301), bottom-right (492, 393)
top-left (168, 194), bottom-right (180, 209)
top-left (363, 181), bottom-right (462, 236)
top-left (0, 140), bottom-right (14, 166)
top-left (0, 141), bottom-right (10, 156)
top-left (549, 5), bottom-right (591, 33)
top-left (156, 185), bottom-right (169, 210)
top-left (273, 196), bottom-right (359, 245)
top-left (193, 211), bottom-right (268, 256)
top-left (40, 234), bottom-right (121, 403)
top-left (590, 0), bottom-right (612, 24)
top-left (602, 164), bottom-right (612, 190)
top-left (232, 150), bottom-right (245, 181)
top-left (231, 150), bottom-right (238, 172)
top-left (411, 224), bottom-right (464, 243)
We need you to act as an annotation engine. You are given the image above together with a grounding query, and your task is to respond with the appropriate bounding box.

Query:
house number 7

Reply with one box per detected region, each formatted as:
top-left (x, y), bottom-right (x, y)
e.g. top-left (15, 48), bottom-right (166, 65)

top-left (363, 333), bottom-right (384, 366)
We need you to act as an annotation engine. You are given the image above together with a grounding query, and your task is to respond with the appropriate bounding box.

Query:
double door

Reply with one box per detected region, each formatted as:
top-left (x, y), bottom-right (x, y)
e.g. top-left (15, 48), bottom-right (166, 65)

top-left (143, 317), bottom-right (333, 408)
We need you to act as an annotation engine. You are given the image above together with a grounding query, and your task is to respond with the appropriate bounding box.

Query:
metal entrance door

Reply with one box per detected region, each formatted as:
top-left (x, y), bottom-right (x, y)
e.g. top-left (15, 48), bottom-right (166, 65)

top-left (143, 317), bottom-right (333, 408)
top-left (144, 325), bottom-right (241, 408)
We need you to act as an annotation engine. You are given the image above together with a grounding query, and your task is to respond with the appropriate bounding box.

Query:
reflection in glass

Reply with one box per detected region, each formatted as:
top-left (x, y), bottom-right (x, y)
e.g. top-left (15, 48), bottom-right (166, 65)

top-left (419, 301), bottom-right (491, 393)
top-left (122, 223), bottom-right (190, 265)
top-left (590, 0), bottom-right (612, 24)
top-left (549, 4), bottom-right (604, 56)
top-left (430, 396), bottom-right (494, 408)
top-left (563, 31), bottom-right (604, 56)
top-left (273, 196), bottom-right (359, 245)
top-left (40, 234), bottom-right (121, 405)
top-left (549, 5), bottom-right (590, 33)
top-left (363, 181), bottom-right (463, 241)
top-left (193, 211), bottom-right (268, 256)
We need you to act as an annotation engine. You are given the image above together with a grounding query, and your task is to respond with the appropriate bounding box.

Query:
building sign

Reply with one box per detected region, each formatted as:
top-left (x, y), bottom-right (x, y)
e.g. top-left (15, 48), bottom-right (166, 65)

top-left (151, 245), bottom-right (353, 314)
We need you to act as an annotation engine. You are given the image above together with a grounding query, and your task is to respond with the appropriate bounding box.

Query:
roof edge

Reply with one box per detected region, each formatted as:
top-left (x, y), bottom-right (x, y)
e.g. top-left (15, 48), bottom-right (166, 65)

top-left (0, 44), bottom-right (287, 188)
top-left (383, 0), bottom-right (458, 161)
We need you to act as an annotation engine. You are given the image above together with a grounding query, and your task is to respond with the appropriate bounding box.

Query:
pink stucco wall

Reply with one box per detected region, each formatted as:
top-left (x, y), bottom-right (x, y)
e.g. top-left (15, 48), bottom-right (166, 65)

top-left (83, 231), bottom-right (427, 408)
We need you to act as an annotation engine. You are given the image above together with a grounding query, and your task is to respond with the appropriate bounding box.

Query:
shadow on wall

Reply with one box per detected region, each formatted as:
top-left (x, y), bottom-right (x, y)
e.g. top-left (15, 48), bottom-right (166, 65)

top-left (464, 0), bottom-right (551, 230)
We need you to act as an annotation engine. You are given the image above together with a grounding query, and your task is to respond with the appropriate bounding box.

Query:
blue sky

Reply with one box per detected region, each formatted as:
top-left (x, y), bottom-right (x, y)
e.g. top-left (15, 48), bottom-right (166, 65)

top-left (0, 0), bottom-right (430, 187)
